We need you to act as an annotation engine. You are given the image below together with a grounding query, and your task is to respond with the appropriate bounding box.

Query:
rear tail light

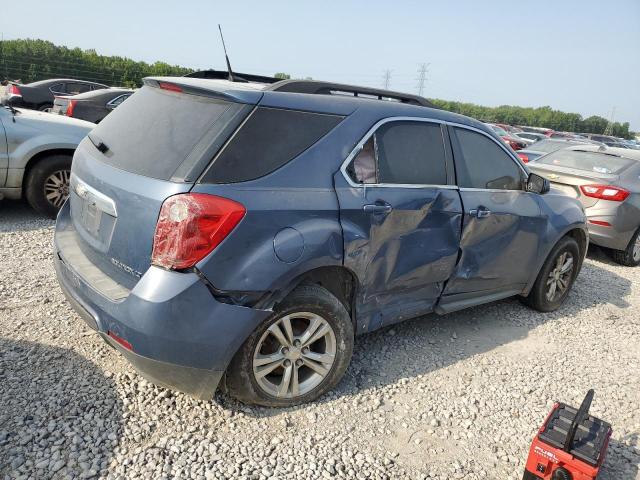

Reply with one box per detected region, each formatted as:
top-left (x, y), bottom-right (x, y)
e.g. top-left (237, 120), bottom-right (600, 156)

top-left (8, 84), bottom-right (21, 96)
top-left (152, 193), bottom-right (246, 270)
top-left (65, 100), bottom-right (77, 117)
top-left (579, 184), bottom-right (629, 202)
top-left (517, 153), bottom-right (529, 163)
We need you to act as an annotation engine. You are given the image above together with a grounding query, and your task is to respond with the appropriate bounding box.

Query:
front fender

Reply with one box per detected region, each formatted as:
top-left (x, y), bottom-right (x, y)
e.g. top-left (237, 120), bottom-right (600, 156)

top-left (524, 193), bottom-right (588, 294)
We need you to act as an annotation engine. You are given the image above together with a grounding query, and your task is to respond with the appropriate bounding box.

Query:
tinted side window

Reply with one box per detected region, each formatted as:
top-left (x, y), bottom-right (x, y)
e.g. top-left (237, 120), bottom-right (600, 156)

top-left (375, 121), bottom-right (447, 185)
top-left (202, 107), bottom-right (343, 184)
top-left (453, 128), bottom-right (522, 190)
top-left (66, 83), bottom-right (91, 94)
top-left (50, 83), bottom-right (65, 94)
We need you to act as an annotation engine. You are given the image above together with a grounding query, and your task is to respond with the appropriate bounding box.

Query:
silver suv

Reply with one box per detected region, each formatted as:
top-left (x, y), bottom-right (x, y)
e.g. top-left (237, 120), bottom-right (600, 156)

top-left (0, 105), bottom-right (94, 217)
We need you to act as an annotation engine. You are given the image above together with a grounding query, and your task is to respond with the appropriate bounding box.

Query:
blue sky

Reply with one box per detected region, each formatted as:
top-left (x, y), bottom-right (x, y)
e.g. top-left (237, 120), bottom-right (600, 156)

top-left (3, 0), bottom-right (639, 129)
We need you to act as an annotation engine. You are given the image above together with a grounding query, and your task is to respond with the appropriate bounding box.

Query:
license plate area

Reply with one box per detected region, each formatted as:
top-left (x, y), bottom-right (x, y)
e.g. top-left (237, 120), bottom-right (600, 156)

top-left (81, 199), bottom-right (102, 237)
top-left (70, 174), bottom-right (118, 249)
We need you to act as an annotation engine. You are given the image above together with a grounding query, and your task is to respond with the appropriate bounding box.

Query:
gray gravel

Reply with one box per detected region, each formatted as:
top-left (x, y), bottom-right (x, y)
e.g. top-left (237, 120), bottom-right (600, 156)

top-left (1, 200), bottom-right (639, 479)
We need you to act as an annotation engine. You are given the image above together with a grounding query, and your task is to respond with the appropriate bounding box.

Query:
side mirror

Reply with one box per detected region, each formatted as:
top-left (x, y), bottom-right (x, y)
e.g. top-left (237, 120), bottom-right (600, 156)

top-left (526, 173), bottom-right (550, 194)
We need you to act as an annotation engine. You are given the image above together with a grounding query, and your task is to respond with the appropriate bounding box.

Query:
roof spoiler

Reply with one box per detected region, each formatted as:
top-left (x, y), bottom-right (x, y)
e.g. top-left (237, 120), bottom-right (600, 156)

top-left (184, 70), bottom-right (280, 84)
top-left (267, 80), bottom-right (436, 108)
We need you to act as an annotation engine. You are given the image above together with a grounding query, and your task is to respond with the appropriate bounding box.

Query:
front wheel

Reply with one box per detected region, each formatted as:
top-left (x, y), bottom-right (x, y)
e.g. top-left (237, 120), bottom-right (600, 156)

top-left (226, 285), bottom-right (354, 407)
top-left (522, 236), bottom-right (580, 312)
top-left (609, 228), bottom-right (640, 267)
top-left (24, 155), bottom-right (72, 218)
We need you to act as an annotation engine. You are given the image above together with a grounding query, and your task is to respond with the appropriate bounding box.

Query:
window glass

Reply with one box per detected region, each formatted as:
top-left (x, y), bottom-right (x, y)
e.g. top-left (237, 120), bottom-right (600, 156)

top-left (202, 107), bottom-right (343, 183)
top-left (346, 137), bottom-right (377, 184)
top-left (50, 83), bottom-right (65, 94)
top-left (454, 128), bottom-right (523, 190)
top-left (66, 83), bottom-right (91, 94)
top-left (374, 121), bottom-right (447, 185)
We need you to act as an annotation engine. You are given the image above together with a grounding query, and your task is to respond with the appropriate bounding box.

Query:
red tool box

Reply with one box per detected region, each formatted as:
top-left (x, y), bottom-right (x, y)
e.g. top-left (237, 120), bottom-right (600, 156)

top-left (523, 390), bottom-right (612, 480)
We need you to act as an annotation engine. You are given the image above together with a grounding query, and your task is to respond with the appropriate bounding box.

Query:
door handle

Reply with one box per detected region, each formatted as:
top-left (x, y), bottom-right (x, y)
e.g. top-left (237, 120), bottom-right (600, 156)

top-left (363, 203), bottom-right (393, 215)
top-left (469, 208), bottom-right (491, 218)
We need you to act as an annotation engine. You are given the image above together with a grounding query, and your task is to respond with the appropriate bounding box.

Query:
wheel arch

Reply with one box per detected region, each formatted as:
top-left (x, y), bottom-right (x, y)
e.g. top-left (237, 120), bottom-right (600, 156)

top-left (256, 265), bottom-right (359, 334)
top-left (22, 148), bottom-right (75, 191)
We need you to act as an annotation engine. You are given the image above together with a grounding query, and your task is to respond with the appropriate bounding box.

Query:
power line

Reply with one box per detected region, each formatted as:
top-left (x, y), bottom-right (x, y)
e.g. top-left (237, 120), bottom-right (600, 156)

top-left (382, 69), bottom-right (392, 90)
top-left (604, 106), bottom-right (616, 136)
top-left (416, 63), bottom-right (429, 96)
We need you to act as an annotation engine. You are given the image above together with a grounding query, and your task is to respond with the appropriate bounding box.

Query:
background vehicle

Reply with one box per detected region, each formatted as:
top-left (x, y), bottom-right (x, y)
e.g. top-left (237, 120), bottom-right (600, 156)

top-left (529, 145), bottom-right (640, 266)
top-left (515, 131), bottom-right (547, 143)
top-left (52, 88), bottom-right (134, 123)
top-left (582, 133), bottom-right (629, 148)
top-left (1, 78), bottom-right (108, 112)
top-left (0, 106), bottom-right (93, 216)
top-left (486, 123), bottom-right (529, 150)
top-left (517, 138), bottom-right (600, 163)
top-left (54, 77), bottom-right (587, 407)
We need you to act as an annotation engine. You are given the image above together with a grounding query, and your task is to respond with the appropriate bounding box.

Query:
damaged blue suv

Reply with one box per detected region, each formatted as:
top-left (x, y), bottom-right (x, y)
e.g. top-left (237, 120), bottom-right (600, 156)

top-left (54, 77), bottom-right (588, 406)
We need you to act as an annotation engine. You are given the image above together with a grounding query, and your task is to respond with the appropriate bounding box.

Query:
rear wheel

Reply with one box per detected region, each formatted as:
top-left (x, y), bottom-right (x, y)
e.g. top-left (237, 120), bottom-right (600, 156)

top-left (522, 236), bottom-right (580, 312)
top-left (226, 285), bottom-right (354, 407)
top-left (38, 103), bottom-right (53, 112)
top-left (610, 228), bottom-right (640, 267)
top-left (25, 155), bottom-right (72, 218)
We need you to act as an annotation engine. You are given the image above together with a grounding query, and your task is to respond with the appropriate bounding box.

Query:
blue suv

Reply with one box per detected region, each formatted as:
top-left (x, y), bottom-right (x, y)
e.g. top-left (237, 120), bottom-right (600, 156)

top-left (54, 77), bottom-right (588, 406)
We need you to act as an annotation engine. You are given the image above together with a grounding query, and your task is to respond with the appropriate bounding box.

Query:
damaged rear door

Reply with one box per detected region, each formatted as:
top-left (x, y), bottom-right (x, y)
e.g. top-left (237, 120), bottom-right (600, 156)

top-left (439, 124), bottom-right (546, 309)
top-left (335, 118), bottom-right (462, 332)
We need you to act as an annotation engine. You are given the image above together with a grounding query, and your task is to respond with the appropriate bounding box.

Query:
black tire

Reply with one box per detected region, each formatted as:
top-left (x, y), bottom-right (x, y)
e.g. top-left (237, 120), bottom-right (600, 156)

top-left (38, 103), bottom-right (53, 112)
top-left (609, 228), bottom-right (640, 267)
top-left (226, 284), bottom-right (354, 407)
top-left (24, 155), bottom-right (72, 218)
top-left (522, 236), bottom-right (581, 312)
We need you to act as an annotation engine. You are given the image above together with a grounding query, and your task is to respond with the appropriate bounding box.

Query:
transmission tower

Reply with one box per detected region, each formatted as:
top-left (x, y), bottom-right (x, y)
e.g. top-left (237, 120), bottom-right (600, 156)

top-left (382, 69), bottom-right (392, 90)
top-left (416, 63), bottom-right (430, 96)
top-left (604, 106), bottom-right (616, 136)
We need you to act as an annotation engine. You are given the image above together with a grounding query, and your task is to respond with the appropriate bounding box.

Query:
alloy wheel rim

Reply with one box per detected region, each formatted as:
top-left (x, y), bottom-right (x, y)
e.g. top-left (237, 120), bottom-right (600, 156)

top-left (546, 251), bottom-right (574, 302)
top-left (252, 312), bottom-right (336, 399)
top-left (633, 236), bottom-right (640, 262)
top-left (44, 170), bottom-right (70, 208)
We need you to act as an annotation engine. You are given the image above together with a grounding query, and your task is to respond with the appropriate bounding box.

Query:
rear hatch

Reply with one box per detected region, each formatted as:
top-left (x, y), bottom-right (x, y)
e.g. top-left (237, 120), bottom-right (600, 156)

top-left (60, 79), bottom-right (261, 293)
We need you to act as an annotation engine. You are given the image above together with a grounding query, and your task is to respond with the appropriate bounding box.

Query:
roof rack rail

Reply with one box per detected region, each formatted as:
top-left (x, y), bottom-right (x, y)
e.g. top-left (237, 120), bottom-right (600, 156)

top-left (184, 70), bottom-right (280, 84)
top-left (267, 80), bottom-right (435, 108)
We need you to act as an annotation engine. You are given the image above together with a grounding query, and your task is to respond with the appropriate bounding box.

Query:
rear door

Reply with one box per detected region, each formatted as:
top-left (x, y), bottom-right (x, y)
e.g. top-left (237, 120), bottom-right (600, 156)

top-left (335, 118), bottom-right (462, 332)
top-left (441, 125), bottom-right (546, 300)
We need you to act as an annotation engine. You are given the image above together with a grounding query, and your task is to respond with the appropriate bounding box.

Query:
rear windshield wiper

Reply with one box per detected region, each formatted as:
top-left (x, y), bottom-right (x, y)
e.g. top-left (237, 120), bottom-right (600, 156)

top-left (88, 133), bottom-right (110, 154)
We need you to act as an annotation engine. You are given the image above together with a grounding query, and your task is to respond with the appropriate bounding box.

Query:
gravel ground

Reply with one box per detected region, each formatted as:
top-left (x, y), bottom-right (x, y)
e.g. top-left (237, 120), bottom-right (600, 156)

top-left (1, 200), bottom-right (639, 480)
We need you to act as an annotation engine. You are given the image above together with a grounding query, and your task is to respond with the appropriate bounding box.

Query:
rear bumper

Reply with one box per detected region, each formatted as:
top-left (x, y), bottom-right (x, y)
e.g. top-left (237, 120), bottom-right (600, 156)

top-left (586, 217), bottom-right (637, 251)
top-left (54, 239), bottom-right (271, 400)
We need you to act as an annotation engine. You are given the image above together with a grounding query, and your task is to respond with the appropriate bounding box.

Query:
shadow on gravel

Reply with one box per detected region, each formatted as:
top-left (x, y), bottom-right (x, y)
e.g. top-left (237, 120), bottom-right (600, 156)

top-left (0, 200), bottom-right (53, 232)
top-left (0, 338), bottom-right (122, 478)
top-left (600, 436), bottom-right (640, 480)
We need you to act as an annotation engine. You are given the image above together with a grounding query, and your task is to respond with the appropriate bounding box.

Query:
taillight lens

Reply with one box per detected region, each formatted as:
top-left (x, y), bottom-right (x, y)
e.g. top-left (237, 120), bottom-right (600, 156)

top-left (580, 184), bottom-right (630, 202)
top-left (65, 100), bottom-right (77, 117)
top-left (517, 153), bottom-right (529, 163)
top-left (8, 84), bottom-right (21, 96)
top-left (151, 193), bottom-right (246, 270)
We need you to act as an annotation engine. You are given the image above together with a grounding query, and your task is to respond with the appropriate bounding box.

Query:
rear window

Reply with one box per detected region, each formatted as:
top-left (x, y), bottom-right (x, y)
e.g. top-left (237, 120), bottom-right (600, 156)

top-left (89, 86), bottom-right (244, 181)
top-left (201, 107), bottom-right (343, 184)
top-left (538, 150), bottom-right (635, 174)
top-left (530, 140), bottom-right (585, 154)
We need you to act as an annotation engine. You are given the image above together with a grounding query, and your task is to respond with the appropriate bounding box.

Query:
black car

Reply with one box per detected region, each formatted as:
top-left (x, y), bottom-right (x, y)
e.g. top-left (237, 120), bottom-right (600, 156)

top-left (52, 88), bottom-right (134, 123)
top-left (2, 78), bottom-right (108, 112)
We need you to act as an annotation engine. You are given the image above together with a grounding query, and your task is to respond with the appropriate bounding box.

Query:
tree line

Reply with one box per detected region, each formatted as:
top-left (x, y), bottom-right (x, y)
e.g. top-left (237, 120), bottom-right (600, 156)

top-left (0, 39), bottom-right (193, 88)
top-left (0, 39), bottom-right (634, 138)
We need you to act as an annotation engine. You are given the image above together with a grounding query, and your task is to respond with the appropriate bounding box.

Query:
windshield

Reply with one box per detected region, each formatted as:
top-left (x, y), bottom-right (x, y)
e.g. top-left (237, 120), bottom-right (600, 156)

top-left (537, 150), bottom-right (635, 174)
